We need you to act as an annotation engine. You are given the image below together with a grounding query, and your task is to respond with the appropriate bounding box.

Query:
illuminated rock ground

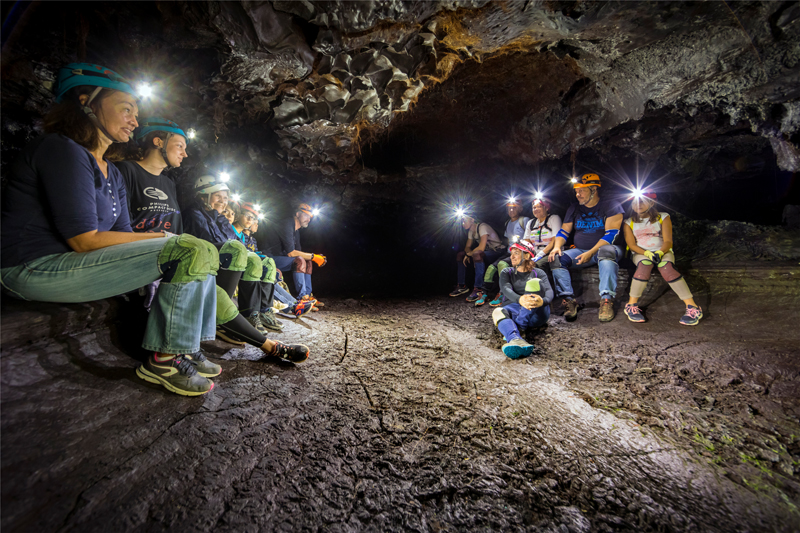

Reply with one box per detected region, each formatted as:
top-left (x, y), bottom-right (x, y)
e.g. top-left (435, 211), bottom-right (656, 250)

top-left (2, 262), bottom-right (799, 532)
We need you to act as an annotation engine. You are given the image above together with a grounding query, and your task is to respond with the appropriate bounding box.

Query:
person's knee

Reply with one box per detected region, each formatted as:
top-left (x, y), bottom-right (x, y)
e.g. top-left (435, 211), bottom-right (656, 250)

top-left (634, 260), bottom-right (654, 281)
top-left (472, 251), bottom-right (485, 262)
top-left (242, 252), bottom-right (263, 281)
top-left (658, 261), bottom-right (683, 282)
top-left (598, 245), bottom-right (617, 262)
top-left (219, 240), bottom-right (248, 271)
top-left (293, 256), bottom-right (308, 273)
top-left (159, 234), bottom-right (220, 283)
top-left (456, 251), bottom-right (466, 262)
top-left (492, 307), bottom-right (510, 326)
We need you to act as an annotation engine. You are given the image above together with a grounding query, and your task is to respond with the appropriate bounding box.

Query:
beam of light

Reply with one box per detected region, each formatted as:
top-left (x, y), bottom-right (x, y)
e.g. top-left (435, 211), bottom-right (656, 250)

top-left (507, 195), bottom-right (517, 205)
top-left (534, 191), bottom-right (544, 200)
top-left (219, 172), bottom-right (230, 182)
top-left (455, 207), bottom-right (465, 218)
top-left (312, 208), bottom-right (321, 217)
top-left (231, 193), bottom-right (241, 202)
top-left (137, 82), bottom-right (153, 99)
top-left (569, 177), bottom-right (578, 184)
top-left (257, 213), bottom-right (264, 220)
top-left (186, 128), bottom-right (196, 140)
top-left (253, 204), bottom-right (262, 213)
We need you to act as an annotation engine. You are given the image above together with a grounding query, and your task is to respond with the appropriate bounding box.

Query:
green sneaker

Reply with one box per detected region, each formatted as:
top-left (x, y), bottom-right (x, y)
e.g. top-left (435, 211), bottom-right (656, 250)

top-left (246, 314), bottom-right (268, 334)
top-left (184, 353), bottom-right (222, 377)
top-left (259, 310), bottom-right (284, 332)
top-left (136, 353), bottom-right (214, 396)
top-left (501, 338), bottom-right (534, 360)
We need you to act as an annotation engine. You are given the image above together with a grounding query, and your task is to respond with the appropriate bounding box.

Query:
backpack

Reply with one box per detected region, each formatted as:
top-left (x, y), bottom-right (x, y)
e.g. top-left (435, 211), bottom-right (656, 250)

top-left (530, 214), bottom-right (553, 243)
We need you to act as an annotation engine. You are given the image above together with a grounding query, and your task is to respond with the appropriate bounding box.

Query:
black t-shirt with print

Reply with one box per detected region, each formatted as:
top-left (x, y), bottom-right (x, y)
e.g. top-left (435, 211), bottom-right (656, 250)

top-left (116, 160), bottom-right (183, 233)
top-left (563, 198), bottom-right (623, 250)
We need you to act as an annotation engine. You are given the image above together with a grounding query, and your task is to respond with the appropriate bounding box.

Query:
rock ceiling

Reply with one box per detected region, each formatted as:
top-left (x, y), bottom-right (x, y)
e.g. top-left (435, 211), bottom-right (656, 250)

top-left (2, 1), bottom-right (799, 185)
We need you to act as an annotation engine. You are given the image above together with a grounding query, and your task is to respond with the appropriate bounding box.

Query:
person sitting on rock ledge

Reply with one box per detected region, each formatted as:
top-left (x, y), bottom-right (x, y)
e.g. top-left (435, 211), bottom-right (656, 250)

top-left (449, 210), bottom-right (505, 304)
top-left (549, 173), bottom-right (624, 322)
top-left (483, 196), bottom-right (530, 307)
top-left (261, 203), bottom-right (327, 310)
top-left (492, 240), bottom-right (553, 359)
top-left (622, 189), bottom-right (703, 326)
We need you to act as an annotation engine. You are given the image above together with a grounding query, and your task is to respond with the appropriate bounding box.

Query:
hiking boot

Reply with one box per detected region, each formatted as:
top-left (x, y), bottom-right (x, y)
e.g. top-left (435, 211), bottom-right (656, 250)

top-left (292, 300), bottom-right (315, 317)
top-left (246, 314), bottom-right (268, 334)
top-left (136, 353), bottom-right (214, 396)
top-left (680, 305), bottom-right (703, 326)
top-left (624, 303), bottom-right (645, 323)
top-left (474, 292), bottom-right (488, 306)
top-left (270, 341), bottom-right (309, 363)
top-left (216, 327), bottom-right (245, 346)
top-left (466, 289), bottom-right (483, 303)
top-left (307, 294), bottom-right (324, 307)
top-left (599, 298), bottom-right (615, 322)
top-left (184, 352), bottom-right (222, 378)
top-left (449, 285), bottom-right (469, 297)
top-left (259, 310), bottom-right (284, 332)
top-left (502, 338), bottom-right (534, 360)
top-left (489, 293), bottom-right (505, 307)
top-left (562, 297), bottom-right (579, 321)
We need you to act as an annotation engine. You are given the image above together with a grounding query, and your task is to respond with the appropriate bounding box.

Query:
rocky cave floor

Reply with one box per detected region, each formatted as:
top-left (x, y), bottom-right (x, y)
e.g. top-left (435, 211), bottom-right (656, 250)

top-left (2, 270), bottom-right (800, 532)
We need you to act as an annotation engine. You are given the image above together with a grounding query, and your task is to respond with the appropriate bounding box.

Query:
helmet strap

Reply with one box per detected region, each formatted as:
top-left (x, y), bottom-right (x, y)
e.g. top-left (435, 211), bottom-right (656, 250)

top-left (158, 132), bottom-right (174, 169)
top-left (80, 88), bottom-right (126, 145)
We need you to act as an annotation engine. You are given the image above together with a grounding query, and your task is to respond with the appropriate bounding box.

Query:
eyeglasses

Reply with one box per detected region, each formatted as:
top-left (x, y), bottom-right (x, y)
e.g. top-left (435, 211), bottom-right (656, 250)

top-left (244, 214), bottom-right (256, 221)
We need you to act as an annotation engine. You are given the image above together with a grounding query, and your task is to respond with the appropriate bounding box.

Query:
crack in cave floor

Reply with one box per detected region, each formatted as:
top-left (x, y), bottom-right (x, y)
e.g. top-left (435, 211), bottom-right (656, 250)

top-left (2, 295), bottom-right (800, 532)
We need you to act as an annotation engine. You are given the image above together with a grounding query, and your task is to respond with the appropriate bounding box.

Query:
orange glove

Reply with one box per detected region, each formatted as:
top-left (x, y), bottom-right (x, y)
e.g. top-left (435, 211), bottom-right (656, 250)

top-left (311, 254), bottom-right (327, 267)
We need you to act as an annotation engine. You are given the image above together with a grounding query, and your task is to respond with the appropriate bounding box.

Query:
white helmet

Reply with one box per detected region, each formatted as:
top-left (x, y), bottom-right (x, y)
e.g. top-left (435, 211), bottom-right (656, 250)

top-left (194, 175), bottom-right (229, 195)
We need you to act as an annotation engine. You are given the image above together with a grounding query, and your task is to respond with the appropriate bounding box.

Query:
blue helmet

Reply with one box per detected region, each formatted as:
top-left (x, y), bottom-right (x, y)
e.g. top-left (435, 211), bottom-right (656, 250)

top-left (55, 63), bottom-right (136, 102)
top-left (135, 117), bottom-right (188, 143)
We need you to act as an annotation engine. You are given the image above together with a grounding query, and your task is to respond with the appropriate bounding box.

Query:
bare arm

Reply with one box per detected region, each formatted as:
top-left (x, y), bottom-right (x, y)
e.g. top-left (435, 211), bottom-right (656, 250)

top-left (659, 216), bottom-right (674, 254)
top-left (67, 230), bottom-right (166, 253)
top-left (469, 234), bottom-right (489, 254)
top-left (624, 224), bottom-right (647, 256)
top-left (549, 221), bottom-right (573, 260)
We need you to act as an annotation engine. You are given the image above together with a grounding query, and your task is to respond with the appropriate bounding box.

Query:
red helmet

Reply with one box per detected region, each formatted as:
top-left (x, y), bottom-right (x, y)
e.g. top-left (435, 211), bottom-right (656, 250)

top-left (241, 202), bottom-right (259, 218)
top-left (510, 240), bottom-right (536, 257)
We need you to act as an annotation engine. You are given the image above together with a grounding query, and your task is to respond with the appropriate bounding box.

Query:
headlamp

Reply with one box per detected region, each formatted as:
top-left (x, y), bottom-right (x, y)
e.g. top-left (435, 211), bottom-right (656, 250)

top-left (570, 177), bottom-right (578, 184)
top-left (137, 82), bottom-right (153, 99)
top-left (231, 193), bottom-right (241, 203)
top-left (507, 196), bottom-right (518, 206)
top-left (511, 235), bottom-right (520, 243)
top-left (186, 128), bottom-right (196, 140)
top-left (219, 172), bottom-right (230, 183)
top-left (311, 208), bottom-right (321, 217)
top-left (455, 207), bottom-right (465, 218)
top-left (534, 191), bottom-right (544, 200)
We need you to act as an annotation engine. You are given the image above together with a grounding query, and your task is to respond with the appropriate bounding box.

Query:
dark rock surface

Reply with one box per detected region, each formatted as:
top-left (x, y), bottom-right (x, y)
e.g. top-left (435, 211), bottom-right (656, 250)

top-left (2, 263), bottom-right (799, 532)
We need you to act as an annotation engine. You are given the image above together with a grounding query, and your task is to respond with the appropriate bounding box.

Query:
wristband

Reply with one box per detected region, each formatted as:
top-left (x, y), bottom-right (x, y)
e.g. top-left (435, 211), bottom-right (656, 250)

top-left (556, 229), bottom-right (570, 241)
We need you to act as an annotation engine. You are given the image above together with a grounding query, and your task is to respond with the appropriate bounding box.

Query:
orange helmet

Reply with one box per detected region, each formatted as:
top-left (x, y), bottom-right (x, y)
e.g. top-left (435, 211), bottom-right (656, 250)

top-left (573, 173), bottom-right (601, 189)
top-left (297, 203), bottom-right (314, 216)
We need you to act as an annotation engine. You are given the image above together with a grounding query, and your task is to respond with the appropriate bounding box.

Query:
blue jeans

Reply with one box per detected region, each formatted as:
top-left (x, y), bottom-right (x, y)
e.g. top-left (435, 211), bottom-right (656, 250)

top-left (274, 283), bottom-right (297, 307)
top-left (496, 302), bottom-right (550, 341)
top-left (0, 238), bottom-right (216, 354)
top-left (457, 249), bottom-right (504, 288)
top-left (551, 245), bottom-right (623, 298)
top-left (270, 255), bottom-right (312, 298)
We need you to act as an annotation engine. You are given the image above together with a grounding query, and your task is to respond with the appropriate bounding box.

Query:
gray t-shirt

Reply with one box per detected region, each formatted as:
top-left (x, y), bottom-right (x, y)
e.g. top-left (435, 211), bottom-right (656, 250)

top-left (499, 267), bottom-right (554, 306)
top-left (468, 222), bottom-right (504, 251)
top-left (504, 217), bottom-right (531, 244)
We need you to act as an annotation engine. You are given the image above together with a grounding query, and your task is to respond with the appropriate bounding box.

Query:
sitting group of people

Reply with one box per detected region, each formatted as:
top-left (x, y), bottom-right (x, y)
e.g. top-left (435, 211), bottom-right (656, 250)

top-left (0, 63), bottom-right (327, 397)
top-left (450, 173), bottom-right (704, 359)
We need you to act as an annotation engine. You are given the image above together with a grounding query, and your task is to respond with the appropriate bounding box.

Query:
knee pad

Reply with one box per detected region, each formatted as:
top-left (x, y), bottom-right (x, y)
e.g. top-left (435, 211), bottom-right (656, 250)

top-left (456, 251), bottom-right (466, 262)
top-left (658, 261), bottom-right (683, 283)
top-left (219, 240), bottom-right (248, 271)
top-left (484, 264), bottom-right (497, 282)
top-left (159, 234), bottom-right (219, 283)
top-left (497, 260), bottom-right (510, 272)
top-left (634, 260), bottom-right (654, 281)
top-left (261, 256), bottom-right (277, 283)
top-left (242, 252), bottom-right (264, 282)
top-left (472, 251), bottom-right (486, 262)
top-left (598, 245), bottom-right (617, 262)
top-left (293, 256), bottom-right (308, 274)
top-left (215, 285), bottom-right (239, 324)
top-left (492, 307), bottom-right (510, 326)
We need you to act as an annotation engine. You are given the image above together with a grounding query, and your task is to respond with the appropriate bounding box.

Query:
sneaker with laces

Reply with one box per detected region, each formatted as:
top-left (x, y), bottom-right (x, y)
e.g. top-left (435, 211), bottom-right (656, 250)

top-left (466, 289), bottom-right (483, 303)
top-left (449, 285), bottom-right (470, 297)
top-left (489, 293), bottom-right (505, 307)
top-left (679, 305), bottom-right (703, 326)
top-left (272, 300), bottom-right (289, 312)
top-left (624, 303), bottom-right (645, 323)
top-left (292, 300), bottom-right (315, 317)
top-left (216, 327), bottom-right (246, 346)
top-left (474, 292), bottom-right (488, 306)
top-left (259, 310), bottom-right (284, 332)
top-left (599, 298), bottom-right (615, 322)
top-left (502, 338), bottom-right (534, 359)
top-left (184, 353), bottom-right (222, 377)
top-left (136, 353), bottom-right (214, 396)
top-left (246, 314), bottom-right (268, 334)
top-left (562, 297), bottom-right (579, 321)
top-left (270, 341), bottom-right (310, 363)
top-left (307, 294), bottom-right (324, 307)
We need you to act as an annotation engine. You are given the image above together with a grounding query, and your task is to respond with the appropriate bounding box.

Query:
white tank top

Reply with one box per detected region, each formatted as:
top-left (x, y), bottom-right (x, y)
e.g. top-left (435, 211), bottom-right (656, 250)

top-left (625, 212), bottom-right (669, 251)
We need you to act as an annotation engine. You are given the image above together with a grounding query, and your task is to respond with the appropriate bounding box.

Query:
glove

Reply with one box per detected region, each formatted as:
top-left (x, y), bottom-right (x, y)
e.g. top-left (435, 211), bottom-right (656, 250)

top-left (162, 231), bottom-right (175, 239)
top-left (533, 251), bottom-right (546, 263)
top-left (644, 250), bottom-right (664, 264)
top-left (311, 253), bottom-right (327, 267)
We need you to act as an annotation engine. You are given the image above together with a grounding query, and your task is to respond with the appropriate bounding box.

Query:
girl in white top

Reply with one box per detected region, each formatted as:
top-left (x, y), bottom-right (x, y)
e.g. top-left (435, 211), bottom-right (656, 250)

top-left (622, 191), bottom-right (702, 326)
top-left (523, 198), bottom-right (562, 265)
